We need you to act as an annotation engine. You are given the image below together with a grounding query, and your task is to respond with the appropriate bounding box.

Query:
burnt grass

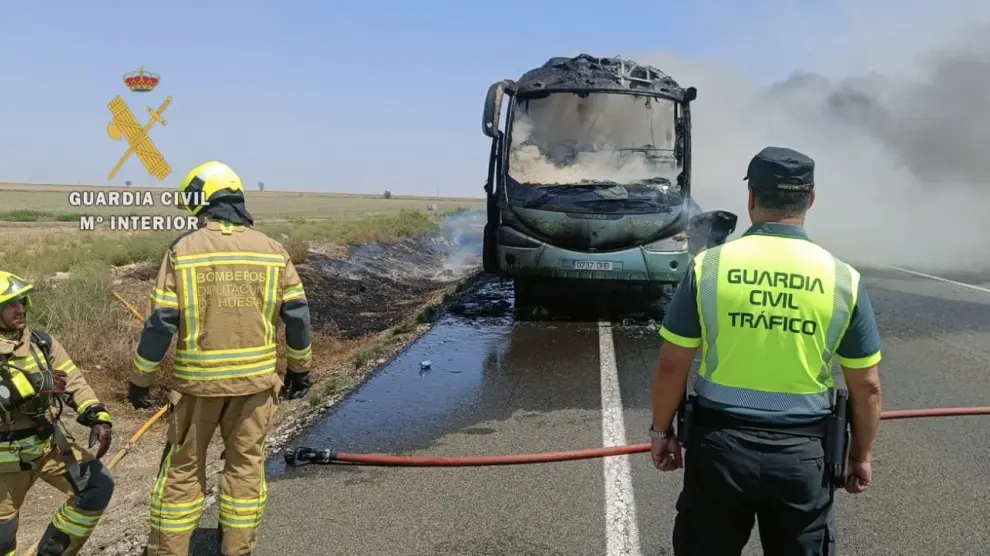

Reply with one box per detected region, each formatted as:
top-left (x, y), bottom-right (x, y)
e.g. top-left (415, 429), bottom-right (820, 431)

top-left (297, 235), bottom-right (479, 339)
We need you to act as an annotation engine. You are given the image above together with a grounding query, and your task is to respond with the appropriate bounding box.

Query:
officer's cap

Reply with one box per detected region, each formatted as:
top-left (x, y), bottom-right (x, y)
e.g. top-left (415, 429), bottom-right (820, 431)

top-left (744, 146), bottom-right (814, 193)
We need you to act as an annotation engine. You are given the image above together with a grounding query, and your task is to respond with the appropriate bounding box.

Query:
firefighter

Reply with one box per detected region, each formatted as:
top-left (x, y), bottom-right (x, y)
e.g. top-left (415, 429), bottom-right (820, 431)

top-left (0, 271), bottom-right (115, 556)
top-left (129, 160), bottom-right (312, 556)
top-left (650, 147), bottom-right (883, 555)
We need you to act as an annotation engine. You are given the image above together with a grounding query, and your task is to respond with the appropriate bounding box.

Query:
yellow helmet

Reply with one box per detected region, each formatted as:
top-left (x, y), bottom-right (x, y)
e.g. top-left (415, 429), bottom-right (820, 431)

top-left (0, 271), bottom-right (33, 311)
top-left (177, 160), bottom-right (246, 215)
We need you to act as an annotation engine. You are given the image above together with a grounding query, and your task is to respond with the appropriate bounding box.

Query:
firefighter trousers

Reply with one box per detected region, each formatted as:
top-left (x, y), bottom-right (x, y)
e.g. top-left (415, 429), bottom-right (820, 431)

top-left (146, 387), bottom-right (276, 556)
top-left (0, 439), bottom-right (115, 556)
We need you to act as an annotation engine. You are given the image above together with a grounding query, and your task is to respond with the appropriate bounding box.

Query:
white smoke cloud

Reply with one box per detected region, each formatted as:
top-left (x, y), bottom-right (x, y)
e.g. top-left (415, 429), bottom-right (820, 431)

top-left (630, 1), bottom-right (990, 270)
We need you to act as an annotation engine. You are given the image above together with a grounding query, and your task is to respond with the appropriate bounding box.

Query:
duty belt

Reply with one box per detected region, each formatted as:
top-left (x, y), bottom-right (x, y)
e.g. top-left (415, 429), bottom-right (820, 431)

top-left (693, 405), bottom-right (827, 438)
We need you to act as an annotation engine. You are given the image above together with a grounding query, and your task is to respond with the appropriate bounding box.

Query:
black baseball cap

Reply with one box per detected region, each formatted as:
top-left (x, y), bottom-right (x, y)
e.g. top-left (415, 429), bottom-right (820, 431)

top-left (744, 146), bottom-right (814, 192)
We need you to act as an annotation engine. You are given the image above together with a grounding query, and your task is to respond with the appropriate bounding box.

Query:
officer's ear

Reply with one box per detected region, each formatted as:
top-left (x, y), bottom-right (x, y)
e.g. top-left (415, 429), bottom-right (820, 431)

top-left (808, 189), bottom-right (816, 208)
top-left (747, 185), bottom-right (756, 211)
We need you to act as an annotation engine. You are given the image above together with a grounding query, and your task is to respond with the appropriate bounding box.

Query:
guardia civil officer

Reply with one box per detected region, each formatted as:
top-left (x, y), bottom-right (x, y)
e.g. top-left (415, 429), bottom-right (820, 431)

top-left (649, 147), bottom-right (883, 555)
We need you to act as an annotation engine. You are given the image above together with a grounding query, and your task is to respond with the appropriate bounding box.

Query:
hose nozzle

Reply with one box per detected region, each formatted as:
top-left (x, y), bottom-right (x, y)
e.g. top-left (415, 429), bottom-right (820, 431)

top-left (283, 446), bottom-right (335, 466)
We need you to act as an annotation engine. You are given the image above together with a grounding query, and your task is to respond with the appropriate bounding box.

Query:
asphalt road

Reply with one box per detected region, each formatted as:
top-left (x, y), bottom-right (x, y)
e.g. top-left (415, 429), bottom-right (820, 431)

top-left (187, 266), bottom-right (990, 556)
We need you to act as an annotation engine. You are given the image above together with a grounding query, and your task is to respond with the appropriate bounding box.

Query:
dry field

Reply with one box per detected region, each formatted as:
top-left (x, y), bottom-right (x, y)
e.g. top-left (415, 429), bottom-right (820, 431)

top-left (0, 182), bottom-right (484, 554)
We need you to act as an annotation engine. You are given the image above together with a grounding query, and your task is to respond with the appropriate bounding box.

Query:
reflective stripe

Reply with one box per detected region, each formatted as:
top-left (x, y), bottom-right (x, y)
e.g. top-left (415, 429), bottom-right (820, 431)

top-left (285, 344), bottom-right (311, 360)
top-left (6, 356), bottom-right (39, 373)
top-left (695, 244), bottom-right (856, 413)
top-left (262, 267), bottom-right (279, 346)
top-left (218, 491), bottom-right (268, 529)
top-left (695, 376), bottom-right (832, 412)
top-left (219, 438), bottom-right (268, 530)
top-left (133, 353), bottom-right (158, 375)
top-left (55, 359), bottom-right (77, 374)
top-left (52, 503), bottom-right (101, 537)
top-left (150, 445), bottom-right (206, 534)
top-left (173, 251), bottom-right (286, 269)
top-left (76, 398), bottom-right (98, 413)
top-left (151, 287), bottom-right (179, 308)
top-left (151, 444), bottom-right (173, 500)
top-left (175, 344), bottom-right (276, 364)
top-left (174, 345), bottom-right (277, 381)
top-left (819, 259), bottom-right (853, 383)
top-left (149, 497), bottom-right (205, 533)
top-left (282, 283), bottom-right (305, 301)
top-left (173, 360), bottom-right (276, 381)
top-left (697, 249), bottom-right (721, 380)
top-left (8, 369), bottom-right (34, 398)
top-left (180, 268), bottom-right (200, 351)
top-left (0, 435), bottom-right (51, 464)
top-left (29, 348), bottom-right (47, 373)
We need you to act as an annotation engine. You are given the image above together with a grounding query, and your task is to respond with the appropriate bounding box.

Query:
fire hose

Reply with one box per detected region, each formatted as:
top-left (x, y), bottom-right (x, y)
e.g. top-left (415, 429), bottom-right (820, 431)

top-left (283, 406), bottom-right (990, 467)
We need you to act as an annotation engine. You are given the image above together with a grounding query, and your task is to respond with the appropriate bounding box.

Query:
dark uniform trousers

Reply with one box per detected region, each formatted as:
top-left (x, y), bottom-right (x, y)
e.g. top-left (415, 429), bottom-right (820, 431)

top-left (673, 412), bottom-right (836, 556)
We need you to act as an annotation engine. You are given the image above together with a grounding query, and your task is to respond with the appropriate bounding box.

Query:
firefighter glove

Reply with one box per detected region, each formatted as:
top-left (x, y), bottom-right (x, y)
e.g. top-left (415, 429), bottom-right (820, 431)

top-left (128, 382), bottom-right (153, 410)
top-left (281, 371), bottom-right (310, 400)
top-left (77, 402), bottom-right (112, 459)
top-left (52, 370), bottom-right (67, 396)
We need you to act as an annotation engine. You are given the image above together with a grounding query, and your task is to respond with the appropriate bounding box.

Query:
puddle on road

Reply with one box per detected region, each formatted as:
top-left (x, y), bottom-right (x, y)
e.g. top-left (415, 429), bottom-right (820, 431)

top-left (267, 273), bottom-right (667, 478)
top-left (267, 309), bottom-right (514, 477)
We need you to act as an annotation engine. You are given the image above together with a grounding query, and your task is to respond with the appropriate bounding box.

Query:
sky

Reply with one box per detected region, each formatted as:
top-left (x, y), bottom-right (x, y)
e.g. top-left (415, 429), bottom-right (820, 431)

top-left (0, 0), bottom-right (987, 214)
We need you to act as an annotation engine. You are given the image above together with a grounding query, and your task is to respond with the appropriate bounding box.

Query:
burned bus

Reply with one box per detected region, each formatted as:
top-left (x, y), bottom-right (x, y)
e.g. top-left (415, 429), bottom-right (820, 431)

top-left (480, 54), bottom-right (737, 307)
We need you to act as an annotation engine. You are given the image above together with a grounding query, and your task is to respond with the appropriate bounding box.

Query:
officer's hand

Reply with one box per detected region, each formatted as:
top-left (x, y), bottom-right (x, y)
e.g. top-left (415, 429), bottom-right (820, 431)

top-left (77, 403), bottom-right (113, 459)
top-left (127, 382), bottom-right (154, 410)
top-left (651, 437), bottom-right (683, 471)
top-left (280, 371), bottom-right (310, 400)
top-left (845, 459), bottom-right (872, 494)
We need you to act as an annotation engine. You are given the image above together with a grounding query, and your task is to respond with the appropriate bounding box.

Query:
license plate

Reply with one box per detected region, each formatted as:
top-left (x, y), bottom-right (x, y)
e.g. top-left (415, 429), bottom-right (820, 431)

top-left (572, 260), bottom-right (613, 271)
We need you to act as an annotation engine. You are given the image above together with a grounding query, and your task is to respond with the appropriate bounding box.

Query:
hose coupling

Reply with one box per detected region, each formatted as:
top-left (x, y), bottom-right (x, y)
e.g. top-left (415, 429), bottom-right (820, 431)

top-left (284, 446), bottom-right (335, 466)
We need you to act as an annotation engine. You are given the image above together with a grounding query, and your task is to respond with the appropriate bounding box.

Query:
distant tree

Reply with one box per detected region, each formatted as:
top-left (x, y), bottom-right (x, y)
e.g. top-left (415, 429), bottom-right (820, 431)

top-left (383, 189), bottom-right (392, 199)
top-left (258, 181), bottom-right (265, 192)
top-left (125, 180), bottom-right (132, 186)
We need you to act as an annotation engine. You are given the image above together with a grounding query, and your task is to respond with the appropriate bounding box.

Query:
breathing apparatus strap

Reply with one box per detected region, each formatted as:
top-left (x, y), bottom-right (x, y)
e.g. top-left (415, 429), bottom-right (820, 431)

top-left (32, 330), bottom-right (86, 483)
top-left (52, 419), bottom-right (88, 492)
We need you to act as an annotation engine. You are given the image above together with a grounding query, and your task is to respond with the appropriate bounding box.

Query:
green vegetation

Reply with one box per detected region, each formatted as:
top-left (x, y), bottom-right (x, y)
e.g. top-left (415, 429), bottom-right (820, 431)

top-left (0, 210), bottom-right (85, 222)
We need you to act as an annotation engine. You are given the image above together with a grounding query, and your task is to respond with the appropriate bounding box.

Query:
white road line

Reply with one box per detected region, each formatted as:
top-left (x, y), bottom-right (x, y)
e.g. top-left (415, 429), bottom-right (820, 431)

top-left (599, 320), bottom-right (642, 556)
top-left (884, 265), bottom-right (990, 295)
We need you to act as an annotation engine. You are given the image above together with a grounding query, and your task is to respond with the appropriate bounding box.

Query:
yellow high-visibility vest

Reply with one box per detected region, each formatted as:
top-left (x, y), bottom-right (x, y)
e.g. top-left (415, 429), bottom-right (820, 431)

top-left (688, 229), bottom-right (861, 418)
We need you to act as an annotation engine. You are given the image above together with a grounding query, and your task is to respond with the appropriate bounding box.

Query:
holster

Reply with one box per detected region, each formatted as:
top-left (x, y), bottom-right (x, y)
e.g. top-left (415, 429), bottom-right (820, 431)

top-left (675, 394), bottom-right (697, 445)
top-left (824, 388), bottom-right (850, 488)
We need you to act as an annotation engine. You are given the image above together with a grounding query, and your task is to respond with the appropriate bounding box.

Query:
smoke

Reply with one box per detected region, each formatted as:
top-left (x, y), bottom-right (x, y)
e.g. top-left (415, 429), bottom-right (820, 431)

top-left (507, 93), bottom-right (679, 187)
top-left (438, 209), bottom-right (485, 275)
top-left (630, 6), bottom-right (990, 270)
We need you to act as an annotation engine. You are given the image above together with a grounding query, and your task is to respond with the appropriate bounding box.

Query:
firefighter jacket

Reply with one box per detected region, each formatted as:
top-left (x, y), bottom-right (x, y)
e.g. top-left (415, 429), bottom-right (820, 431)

top-left (132, 218), bottom-right (313, 397)
top-left (0, 326), bottom-right (102, 468)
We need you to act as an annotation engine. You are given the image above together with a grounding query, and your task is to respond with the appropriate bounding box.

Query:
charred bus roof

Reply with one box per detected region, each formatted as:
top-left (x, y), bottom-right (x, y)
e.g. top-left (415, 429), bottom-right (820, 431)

top-left (511, 54), bottom-right (694, 102)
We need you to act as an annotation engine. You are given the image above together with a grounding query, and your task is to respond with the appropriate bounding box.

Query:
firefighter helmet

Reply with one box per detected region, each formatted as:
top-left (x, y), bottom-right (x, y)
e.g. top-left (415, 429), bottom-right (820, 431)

top-left (0, 271), bottom-right (33, 311)
top-left (177, 160), bottom-right (246, 215)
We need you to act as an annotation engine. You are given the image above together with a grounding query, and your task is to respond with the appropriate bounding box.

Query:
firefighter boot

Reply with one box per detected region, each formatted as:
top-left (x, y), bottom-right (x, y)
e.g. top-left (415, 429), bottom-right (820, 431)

top-left (32, 523), bottom-right (76, 555)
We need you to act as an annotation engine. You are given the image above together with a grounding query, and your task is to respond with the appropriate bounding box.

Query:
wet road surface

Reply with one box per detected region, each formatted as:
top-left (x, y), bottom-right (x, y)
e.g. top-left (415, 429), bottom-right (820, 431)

top-left (189, 266), bottom-right (990, 556)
